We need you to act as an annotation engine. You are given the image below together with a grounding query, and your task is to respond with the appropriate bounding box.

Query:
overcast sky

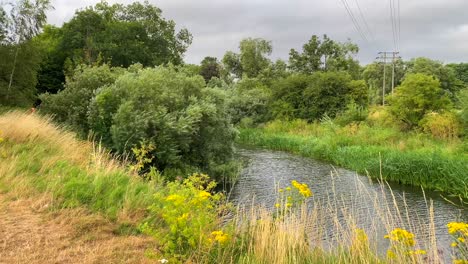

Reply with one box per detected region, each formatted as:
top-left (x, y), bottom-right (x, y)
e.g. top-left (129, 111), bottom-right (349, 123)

top-left (47, 0), bottom-right (468, 65)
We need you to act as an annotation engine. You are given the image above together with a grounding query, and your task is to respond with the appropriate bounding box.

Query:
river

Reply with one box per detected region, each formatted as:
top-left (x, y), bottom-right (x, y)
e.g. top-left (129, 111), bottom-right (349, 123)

top-left (230, 147), bottom-right (467, 261)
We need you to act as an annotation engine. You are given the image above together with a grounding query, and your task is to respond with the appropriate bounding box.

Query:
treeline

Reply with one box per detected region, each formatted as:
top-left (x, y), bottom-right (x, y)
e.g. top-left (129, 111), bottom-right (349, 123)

top-left (1, 0), bottom-right (467, 180)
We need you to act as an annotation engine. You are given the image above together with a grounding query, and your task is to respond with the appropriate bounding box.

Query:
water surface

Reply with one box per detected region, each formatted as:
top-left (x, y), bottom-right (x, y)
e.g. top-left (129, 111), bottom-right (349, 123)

top-left (230, 147), bottom-right (467, 259)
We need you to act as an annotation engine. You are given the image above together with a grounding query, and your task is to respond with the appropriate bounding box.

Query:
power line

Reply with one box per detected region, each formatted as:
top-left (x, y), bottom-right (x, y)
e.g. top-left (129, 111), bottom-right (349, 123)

top-left (339, 0), bottom-right (369, 43)
top-left (389, 0), bottom-right (397, 51)
top-left (397, 0), bottom-right (401, 50)
top-left (353, 0), bottom-right (375, 43)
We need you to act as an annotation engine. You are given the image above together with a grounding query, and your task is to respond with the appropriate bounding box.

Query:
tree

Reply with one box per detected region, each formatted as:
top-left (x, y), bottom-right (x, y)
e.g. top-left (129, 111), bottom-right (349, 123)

top-left (199, 56), bottom-right (221, 83)
top-left (387, 73), bottom-right (452, 128)
top-left (239, 38), bottom-right (272, 78)
top-left (406, 57), bottom-right (464, 100)
top-left (362, 59), bottom-right (405, 105)
top-left (227, 77), bottom-right (271, 125)
top-left (458, 88), bottom-right (468, 131)
top-left (35, 25), bottom-right (65, 94)
top-left (88, 66), bottom-right (236, 178)
top-left (301, 71), bottom-right (355, 120)
top-left (0, 0), bottom-right (51, 105)
top-left (36, 0), bottom-right (192, 95)
top-left (270, 71), bottom-right (360, 121)
top-left (447, 63), bottom-right (468, 86)
top-left (289, 34), bottom-right (359, 77)
top-left (222, 38), bottom-right (272, 78)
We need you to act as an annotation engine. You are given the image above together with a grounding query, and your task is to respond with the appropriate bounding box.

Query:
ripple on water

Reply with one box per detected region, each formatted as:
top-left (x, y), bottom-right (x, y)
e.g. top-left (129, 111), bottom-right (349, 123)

top-left (230, 148), bottom-right (467, 260)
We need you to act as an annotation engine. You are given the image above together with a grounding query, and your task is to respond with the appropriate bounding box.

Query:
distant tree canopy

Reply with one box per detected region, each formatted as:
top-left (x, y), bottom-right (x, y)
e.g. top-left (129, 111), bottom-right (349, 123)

top-left (447, 63), bottom-right (468, 86)
top-left (0, 0), bottom-right (51, 106)
top-left (406, 57), bottom-right (464, 100)
top-left (36, 0), bottom-right (192, 94)
top-left (288, 34), bottom-right (360, 78)
top-left (199, 57), bottom-right (221, 83)
top-left (270, 71), bottom-right (367, 121)
top-left (223, 38), bottom-right (272, 78)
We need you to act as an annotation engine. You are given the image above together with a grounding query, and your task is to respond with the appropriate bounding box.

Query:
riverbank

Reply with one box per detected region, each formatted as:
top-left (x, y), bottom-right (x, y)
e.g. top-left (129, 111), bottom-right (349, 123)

top-left (238, 120), bottom-right (468, 200)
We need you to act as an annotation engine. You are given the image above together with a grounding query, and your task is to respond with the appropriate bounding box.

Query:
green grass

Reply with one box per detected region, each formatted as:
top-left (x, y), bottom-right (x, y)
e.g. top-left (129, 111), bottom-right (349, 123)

top-left (0, 111), bottom-right (155, 221)
top-left (238, 120), bottom-right (468, 199)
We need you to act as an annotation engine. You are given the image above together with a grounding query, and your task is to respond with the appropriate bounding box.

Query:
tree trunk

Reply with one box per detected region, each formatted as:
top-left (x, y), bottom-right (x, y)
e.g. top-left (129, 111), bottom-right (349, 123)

top-left (6, 44), bottom-right (20, 102)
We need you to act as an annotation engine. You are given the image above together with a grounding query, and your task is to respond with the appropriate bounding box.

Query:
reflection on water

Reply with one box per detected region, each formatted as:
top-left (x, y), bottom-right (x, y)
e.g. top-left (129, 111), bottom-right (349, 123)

top-left (230, 148), bottom-right (467, 260)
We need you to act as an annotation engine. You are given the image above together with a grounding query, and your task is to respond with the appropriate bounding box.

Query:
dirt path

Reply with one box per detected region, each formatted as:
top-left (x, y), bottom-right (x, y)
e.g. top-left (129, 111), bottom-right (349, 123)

top-left (0, 194), bottom-right (154, 264)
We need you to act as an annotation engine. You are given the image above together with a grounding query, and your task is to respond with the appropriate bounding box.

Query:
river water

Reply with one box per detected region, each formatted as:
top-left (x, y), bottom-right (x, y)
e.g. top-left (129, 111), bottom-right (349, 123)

top-left (230, 147), bottom-right (467, 260)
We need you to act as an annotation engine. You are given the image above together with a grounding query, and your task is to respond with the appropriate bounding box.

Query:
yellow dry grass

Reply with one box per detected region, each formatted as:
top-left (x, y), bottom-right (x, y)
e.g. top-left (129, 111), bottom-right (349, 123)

top-left (0, 193), bottom-right (154, 264)
top-left (0, 110), bottom-right (122, 174)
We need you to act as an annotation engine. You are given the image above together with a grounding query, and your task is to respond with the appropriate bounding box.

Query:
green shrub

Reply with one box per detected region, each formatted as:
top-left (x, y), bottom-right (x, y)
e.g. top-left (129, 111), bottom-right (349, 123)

top-left (226, 77), bottom-right (271, 125)
top-left (335, 102), bottom-right (368, 126)
top-left (387, 73), bottom-right (452, 128)
top-left (88, 66), bottom-right (237, 181)
top-left (420, 111), bottom-right (462, 141)
top-left (40, 64), bottom-right (124, 136)
top-left (140, 173), bottom-right (230, 261)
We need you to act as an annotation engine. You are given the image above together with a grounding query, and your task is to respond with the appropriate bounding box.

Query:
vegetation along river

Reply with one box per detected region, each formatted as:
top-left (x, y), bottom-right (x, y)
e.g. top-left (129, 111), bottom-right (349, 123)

top-left (230, 147), bottom-right (467, 260)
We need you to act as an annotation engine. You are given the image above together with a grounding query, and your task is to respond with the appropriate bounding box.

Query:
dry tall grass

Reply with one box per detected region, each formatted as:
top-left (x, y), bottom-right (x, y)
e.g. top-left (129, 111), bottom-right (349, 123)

top-left (0, 110), bottom-right (122, 173)
top-left (213, 175), bottom-right (451, 264)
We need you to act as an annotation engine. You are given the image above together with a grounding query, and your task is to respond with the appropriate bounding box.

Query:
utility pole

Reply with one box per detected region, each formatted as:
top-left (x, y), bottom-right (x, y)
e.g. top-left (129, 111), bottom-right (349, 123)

top-left (376, 51), bottom-right (400, 105)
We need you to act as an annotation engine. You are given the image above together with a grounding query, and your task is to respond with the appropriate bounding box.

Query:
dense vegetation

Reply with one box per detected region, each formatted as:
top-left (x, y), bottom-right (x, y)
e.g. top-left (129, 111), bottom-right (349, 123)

top-left (1, 0), bottom-right (468, 263)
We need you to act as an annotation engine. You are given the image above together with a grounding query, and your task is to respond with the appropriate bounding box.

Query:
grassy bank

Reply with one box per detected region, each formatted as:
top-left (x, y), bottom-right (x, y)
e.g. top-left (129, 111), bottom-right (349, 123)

top-left (0, 111), bottom-right (155, 220)
top-left (238, 120), bottom-right (468, 200)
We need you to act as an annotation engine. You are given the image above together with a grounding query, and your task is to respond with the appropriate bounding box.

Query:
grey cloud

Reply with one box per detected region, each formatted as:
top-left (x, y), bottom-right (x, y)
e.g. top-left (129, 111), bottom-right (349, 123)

top-left (48, 0), bottom-right (468, 64)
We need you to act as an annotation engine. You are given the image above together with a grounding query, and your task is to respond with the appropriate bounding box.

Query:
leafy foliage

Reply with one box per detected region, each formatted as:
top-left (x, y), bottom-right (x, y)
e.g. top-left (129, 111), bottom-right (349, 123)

top-left (199, 56), bottom-right (221, 83)
top-left (40, 64), bottom-right (123, 136)
top-left (0, 0), bottom-right (51, 106)
top-left (87, 66), bottom-right (236, 178)
top-left (271, 71), bottom-right (366, 121)
top-left (289, 34), bottom-right (360, 77)
top-left (140, 173), bottom-right (229, 261)
top-left (406, 57), bottom-right (464, 100)
top-left (387, 73), bottom-right (452, 128)
top-left (223, 38), bottom-right (272, 78)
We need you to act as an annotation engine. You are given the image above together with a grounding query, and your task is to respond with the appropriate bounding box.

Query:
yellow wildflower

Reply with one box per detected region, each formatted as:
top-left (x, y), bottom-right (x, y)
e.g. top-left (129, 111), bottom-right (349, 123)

top-left (291, 180), bottom-right (312, 198)
top-left (198, 190), bottom-right (211, 199)
top-left (275, 203), bottom-right (280, 208)
top-left (286, 203), bottom-right (292, 207)
top-left (387, 249), bottom-right (396, 259)
top-left (355, 228), bottom-right (368, 242)
top-left (447, 222), bottom-right (468, 235)
top-left (286, 187), bottom-right (291, 191)
top-left (211, 230), bottom-right (228, 244)
top-left (384, 228), bottom-right (415, 247)
top-left (458, 237), bottom-right (465, 243)
top-left (451, 242), bottom-right (458, 247)
top-left (454, 260), bottom-right (468, 264)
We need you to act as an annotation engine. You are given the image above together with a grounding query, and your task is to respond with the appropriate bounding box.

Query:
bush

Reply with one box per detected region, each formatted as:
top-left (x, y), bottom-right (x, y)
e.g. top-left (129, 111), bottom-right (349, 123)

top-left (40, 64), bottom-right (124, 136)
top-left (366, 106), bottom-right (403, 129)
top-left (335, 102), bottom-right (368, 126)
top-left (88, 66), bottom-right (237, 180)
top-left (271, 72), bottom-right (366, 121)
top-left (387, 73), bottom-right (452, 128)
top-left (420, 111), bottom-right (462, 141)
top-left (226, 77), bottom-right (271, 125)
top-left (140, 173), bottom-right (230, 261)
